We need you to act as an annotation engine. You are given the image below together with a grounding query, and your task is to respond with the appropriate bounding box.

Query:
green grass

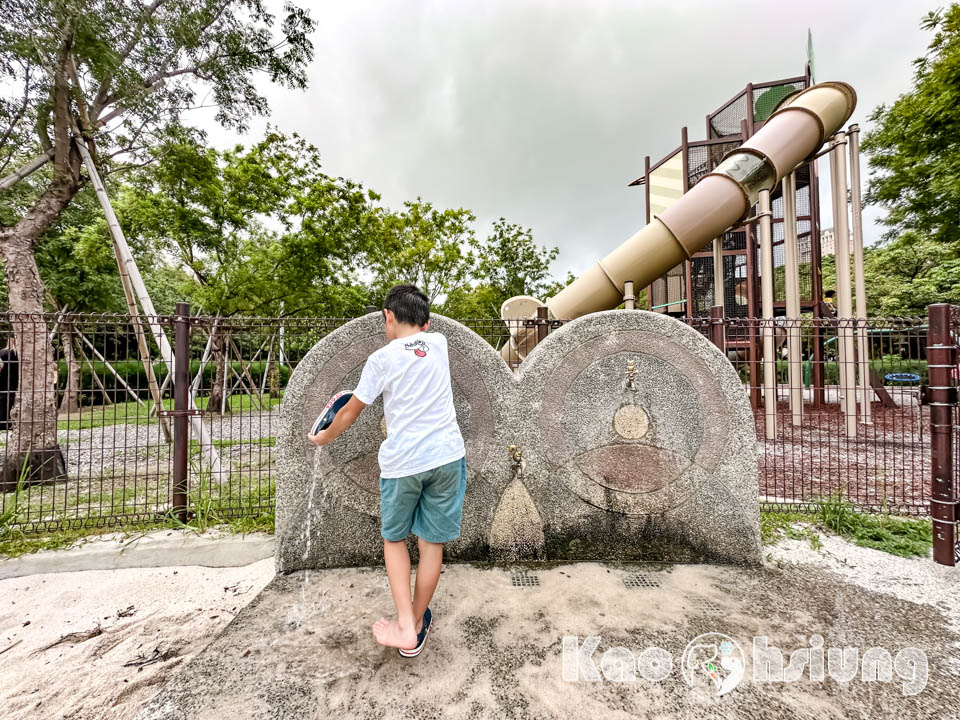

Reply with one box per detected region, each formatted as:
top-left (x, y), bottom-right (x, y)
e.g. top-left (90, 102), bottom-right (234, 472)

top-left (0, 474), bottom-right (275, 558)
top-left (762, 494), bottom-right (933, 558)
top-left (56, 393), bottom-right (282, 431)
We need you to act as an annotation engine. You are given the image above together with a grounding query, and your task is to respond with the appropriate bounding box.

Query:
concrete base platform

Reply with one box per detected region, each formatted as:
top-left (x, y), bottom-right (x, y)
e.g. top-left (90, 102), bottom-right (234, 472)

top-left (136, 561), bottom-right (957, 719)
top-left (0, 529), bottom-right (274, 580)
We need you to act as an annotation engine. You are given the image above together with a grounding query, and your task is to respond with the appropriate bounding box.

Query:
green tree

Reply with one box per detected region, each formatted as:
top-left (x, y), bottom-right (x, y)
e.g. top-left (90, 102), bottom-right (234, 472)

top-left (121, 130), bottom-right (379, 410)
top-left (477, 219), bottom-right (559, 300)
top-left (862, 6), bottom-right (960, 244)
top-left (442, 219), bottom-right (563, 318)
top-left (367, 199), bottom-right (478, 305)
top-left (0, 0), bottom-right (315, 481)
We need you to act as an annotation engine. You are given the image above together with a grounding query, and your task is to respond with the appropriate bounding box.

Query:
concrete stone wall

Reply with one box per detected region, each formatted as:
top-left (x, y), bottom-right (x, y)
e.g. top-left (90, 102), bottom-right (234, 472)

top-left (275, 310), bottom-right (760, 573)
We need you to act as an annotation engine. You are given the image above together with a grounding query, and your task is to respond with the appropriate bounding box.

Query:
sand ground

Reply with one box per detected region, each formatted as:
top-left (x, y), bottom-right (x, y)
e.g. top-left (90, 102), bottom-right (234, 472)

top-left (2, 531), bottom-right (958, 720)
top-left (139, 542), bottom-right (958, 720)
top-left (0, 557), bottom-right (275, 720)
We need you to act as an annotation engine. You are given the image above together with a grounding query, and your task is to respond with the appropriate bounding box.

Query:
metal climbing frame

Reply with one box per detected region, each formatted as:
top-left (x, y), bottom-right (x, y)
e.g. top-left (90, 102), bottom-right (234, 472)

top-left (631, 66), bottom-right (827, 411)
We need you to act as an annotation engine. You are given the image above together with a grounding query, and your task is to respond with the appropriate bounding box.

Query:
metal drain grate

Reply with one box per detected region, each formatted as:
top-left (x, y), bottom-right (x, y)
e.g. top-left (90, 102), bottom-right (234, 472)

top-left (623, 573), bottom-right (660, 588)
top-left (697, 599), bottom-right (724, 614)
top-left (510, 570), bottom-right (540, 587)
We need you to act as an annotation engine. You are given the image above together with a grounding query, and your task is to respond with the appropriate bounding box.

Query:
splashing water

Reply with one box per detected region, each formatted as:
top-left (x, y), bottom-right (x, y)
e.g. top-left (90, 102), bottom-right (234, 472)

top-left (302, 470), bottom-right (320, 562)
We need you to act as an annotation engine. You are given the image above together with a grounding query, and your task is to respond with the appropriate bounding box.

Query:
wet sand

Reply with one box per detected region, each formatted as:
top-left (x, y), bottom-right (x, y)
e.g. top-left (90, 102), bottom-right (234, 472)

top-left (134, 558), bottom-right (959, 719)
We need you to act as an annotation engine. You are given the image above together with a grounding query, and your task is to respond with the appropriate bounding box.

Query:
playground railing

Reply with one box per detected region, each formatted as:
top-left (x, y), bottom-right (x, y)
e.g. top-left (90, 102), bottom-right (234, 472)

top-left (683, 313), bottom-right (934, 517)
top-left (0, 308), bottom-right (951, 539)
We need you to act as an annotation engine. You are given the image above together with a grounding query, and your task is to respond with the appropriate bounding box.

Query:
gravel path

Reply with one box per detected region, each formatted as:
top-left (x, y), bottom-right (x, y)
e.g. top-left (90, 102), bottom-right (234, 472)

top-left (56, 411), bottom-right (280, 481)
top-left (766, 527), bottom-right (960, 675)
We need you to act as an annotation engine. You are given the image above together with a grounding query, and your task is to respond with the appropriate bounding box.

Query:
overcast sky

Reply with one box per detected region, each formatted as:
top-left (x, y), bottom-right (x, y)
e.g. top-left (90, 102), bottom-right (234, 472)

top-left (199, 0), bottom-right (934, 281)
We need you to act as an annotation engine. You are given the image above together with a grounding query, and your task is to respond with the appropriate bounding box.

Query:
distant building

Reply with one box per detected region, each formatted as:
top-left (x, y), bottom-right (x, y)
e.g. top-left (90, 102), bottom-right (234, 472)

top-left (820, 227), bottom-right (835, 256)
top-left (819, 227), bottom-right (853, 257)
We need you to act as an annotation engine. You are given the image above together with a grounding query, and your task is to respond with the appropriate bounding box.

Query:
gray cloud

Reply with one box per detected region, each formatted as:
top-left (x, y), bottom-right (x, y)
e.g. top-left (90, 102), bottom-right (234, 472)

top-left (199, 0), bottom-right (933, 280)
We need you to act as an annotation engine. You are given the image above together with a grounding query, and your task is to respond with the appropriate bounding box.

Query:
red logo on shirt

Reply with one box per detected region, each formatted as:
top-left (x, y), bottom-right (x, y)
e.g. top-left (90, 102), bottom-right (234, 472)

top-left (404, 339), bottom-right (429, 357)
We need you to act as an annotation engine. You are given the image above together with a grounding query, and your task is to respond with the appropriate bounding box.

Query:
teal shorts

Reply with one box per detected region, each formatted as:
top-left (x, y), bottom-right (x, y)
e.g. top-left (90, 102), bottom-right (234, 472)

top-left (379, 456), bottom-right (467, 543)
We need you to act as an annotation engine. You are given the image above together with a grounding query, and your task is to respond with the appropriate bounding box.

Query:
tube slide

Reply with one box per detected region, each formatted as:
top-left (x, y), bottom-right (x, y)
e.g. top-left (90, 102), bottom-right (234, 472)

top-left (502, 81), bottom-right (856, 364)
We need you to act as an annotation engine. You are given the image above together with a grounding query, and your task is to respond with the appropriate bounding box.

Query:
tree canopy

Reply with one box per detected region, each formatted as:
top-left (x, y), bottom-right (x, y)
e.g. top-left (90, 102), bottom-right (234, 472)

top-left (862, 7), bottom-right (960, 245)
top-left (850, 4), bottom-right (960, 314)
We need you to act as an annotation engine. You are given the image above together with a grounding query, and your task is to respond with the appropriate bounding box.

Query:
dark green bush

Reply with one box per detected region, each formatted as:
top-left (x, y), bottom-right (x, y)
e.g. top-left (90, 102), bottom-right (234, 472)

top-left (56, 359), bottom-right (292, 406)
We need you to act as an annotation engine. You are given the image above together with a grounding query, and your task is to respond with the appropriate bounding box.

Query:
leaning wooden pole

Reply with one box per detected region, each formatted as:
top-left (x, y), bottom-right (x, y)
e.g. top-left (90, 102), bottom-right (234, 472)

top-left (73, 139), bottom-right (224, 478)
top-left (78, 331), bottom-right (146, 407)
top-left (75, 144), bottom-right (171, 441)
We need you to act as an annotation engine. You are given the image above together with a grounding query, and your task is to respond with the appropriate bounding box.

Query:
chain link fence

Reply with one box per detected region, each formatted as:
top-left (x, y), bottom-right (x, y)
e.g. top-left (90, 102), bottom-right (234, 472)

top-left (0, 309), bottom-right (954, 539)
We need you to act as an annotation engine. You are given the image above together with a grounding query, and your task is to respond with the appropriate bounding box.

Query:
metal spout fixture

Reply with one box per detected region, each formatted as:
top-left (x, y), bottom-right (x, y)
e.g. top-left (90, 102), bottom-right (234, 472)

top-left (625, 360), bottom-right (638, 391)
top-left (508, 445), bottom-right (526, 479)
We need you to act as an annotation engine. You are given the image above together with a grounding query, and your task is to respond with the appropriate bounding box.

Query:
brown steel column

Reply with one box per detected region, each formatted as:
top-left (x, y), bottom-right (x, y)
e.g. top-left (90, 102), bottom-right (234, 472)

top-left (709, 305), bottom-right (725, 351)
top-left (928, 303), bottom-right (958, 566)
top-left (643, 155), bottom-right (653, 310)
top-left (681, 127), bottom-right (693, 319)
top-left (741, 118), bottom-right (761, 410)
top-left (536, 306), bottom-right (548, 344)
top-left (173, 301), bottom-right (191, 523)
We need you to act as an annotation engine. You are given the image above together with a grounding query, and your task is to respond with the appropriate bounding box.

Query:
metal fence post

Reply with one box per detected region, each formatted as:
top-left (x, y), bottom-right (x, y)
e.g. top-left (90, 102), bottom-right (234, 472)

top-left (927, 303), bottom-right (957, 566)
top-left (536, 306), bottom-right (548, 344)
top-left (709, 305), bottom-right (725, 351)
top-left (172, 301), bottom-right (191, 523)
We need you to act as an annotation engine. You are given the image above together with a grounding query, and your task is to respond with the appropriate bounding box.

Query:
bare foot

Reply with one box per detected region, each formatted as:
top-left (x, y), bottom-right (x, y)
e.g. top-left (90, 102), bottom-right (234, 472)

top-left (372, 617), bottom-right (418, 649)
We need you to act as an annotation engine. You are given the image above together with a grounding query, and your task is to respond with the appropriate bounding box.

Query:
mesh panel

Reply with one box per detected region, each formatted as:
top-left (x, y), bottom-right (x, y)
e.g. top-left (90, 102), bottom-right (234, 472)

top-left (709, 91), bottom-right (749, 138)
top-left (650, 263), bottom-right (686, 312)
top-left (686, 141), bottom-right (742, 188)
top-left (687, 145), bottom-right (707, 188)
top-left (798, 220), bottom-right (813, 301)
top-left (723, 229), bottom-right (747, 251)
top-left (691, 256), bottom-right (714, 317)
top-left (774, 240), bottom-right (786, 302)
top-left (796, 182), bottom-right (811, 217)
top-left (771, 169), bottom-right (812, 220)
top-left (690, 253), bottom-right (750, 317)
top-left (758, 218), bottom-right (815, 304)
top-left (726, 254), bottom-right (748, 317)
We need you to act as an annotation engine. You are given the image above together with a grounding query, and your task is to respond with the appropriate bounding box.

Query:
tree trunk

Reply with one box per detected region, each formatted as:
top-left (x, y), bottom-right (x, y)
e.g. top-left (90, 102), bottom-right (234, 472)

top-left (58, 321), bottom-right (81, 414)
top-left (268, 361), bottom-right (281, 399)
top-left (0, 179), bottom-right (78, 490)
top-left (206, 330), bottom-right (230, 415)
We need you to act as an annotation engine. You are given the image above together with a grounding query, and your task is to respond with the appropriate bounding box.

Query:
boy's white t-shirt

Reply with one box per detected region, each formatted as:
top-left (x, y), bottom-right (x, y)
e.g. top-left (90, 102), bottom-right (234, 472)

top-left (352, 330), bottom-right (465, 479)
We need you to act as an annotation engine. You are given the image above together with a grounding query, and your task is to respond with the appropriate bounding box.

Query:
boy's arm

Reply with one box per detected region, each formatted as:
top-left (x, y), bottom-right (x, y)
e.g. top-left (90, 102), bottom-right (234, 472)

top-left (309, 395), bottom-right (367, 447)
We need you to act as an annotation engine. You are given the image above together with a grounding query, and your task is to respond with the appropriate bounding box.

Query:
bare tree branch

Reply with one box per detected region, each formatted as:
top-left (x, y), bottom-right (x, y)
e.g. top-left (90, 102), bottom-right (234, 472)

top-left (89, 0), bottom-right (171, 117)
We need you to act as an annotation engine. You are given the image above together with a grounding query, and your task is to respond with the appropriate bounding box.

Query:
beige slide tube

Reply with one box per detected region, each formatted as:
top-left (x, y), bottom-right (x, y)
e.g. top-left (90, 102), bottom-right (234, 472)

top-left (501, 81), bottom-right (857, 365)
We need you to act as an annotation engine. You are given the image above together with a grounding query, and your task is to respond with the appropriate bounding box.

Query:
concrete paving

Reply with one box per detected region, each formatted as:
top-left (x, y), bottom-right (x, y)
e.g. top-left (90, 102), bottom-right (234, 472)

top-left (135, 560), bottom-right (957, 719)
top-left (0, 529), bottom-right (274, 580)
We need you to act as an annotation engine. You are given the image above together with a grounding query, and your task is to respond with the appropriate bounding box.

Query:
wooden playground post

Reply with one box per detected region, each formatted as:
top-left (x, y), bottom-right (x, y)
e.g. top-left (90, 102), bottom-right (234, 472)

top-left (709, 305), bottom-right (725, 351)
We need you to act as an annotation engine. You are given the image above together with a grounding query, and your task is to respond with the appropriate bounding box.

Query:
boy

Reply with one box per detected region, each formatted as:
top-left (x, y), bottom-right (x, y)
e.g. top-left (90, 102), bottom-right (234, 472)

top-left (308, 284), bottom-right (466, 657)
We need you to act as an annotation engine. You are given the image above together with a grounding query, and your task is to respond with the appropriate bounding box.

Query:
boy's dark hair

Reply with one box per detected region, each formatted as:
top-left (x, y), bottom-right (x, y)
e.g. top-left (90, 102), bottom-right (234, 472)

top-left (384, 284), bottom-right (430, 327)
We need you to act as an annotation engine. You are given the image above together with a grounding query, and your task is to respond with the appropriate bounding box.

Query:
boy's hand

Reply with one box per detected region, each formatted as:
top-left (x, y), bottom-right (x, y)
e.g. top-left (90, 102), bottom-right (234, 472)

top-left (309, 429), bottom-right (331, 447)
top-left (307, 395), bottom-right (366, 448)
